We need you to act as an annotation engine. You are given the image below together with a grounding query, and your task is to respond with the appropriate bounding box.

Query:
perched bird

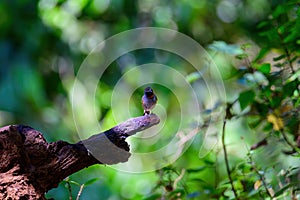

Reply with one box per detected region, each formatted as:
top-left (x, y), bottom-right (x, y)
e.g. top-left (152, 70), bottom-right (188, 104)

top-left (142, 87), bottom-right (158, 115)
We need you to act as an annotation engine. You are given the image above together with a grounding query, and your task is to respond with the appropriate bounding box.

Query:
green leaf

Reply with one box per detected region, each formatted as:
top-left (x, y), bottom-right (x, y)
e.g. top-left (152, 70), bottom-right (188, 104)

top-left (235, 53), bottom-right (248, 60)
top-left (69, 181), bottom-right (81, 186)
top-left (283, 80), bottom-right (298, 97)
top-left (270, 94), bottom-right (282, 108)
top-left (273, 54), bottom-right (285, 61)
top-left (274, 183), bottom-right (296, 197)
top-left (186, 166), bottom-right (206, 173)
top-left (278, 24), bottom-right (286, 34)
top-left (263, 122), bottom-right (273, 132)
top-left (142, 194), bottom-right (161, 200)
top-left (188, 178), bottom-right (207, 183)
top-left (254, 48), bottom-right (269, 62)
top-left (286, 69), bottom-right (300, 83)
top-left (84, 178), bottom-right (100, 186)
top-left (241, 43), bottom-right (252, 50)
top-left (257, 21), bottom-right (269, 29)
top-left (283, 31), bottom-right (298, 43)
top-left (272, 5), bottom-right (287, 18)
top-left (239, 90), bottom-right (255, 110)
top-left (257, 63), bottom-right (271, 74)
top-left (168, 189), bottom-right (185, 197)
top-left (295, 96), bottom-right (300, 107)
top-left (204, 159), bottom-right (215, 165)
top-left (253, 102), bottom-right (269, 117)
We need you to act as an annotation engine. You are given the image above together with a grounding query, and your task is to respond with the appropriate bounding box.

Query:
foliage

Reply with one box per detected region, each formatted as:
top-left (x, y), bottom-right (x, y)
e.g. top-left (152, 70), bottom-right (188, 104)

top-left (0, 0), bottom-right (299, 199)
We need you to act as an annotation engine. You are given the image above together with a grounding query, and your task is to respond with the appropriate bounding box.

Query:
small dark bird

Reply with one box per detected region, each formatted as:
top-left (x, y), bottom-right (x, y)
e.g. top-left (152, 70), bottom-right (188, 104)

top-left (142, 87), bottom-right (158, 115)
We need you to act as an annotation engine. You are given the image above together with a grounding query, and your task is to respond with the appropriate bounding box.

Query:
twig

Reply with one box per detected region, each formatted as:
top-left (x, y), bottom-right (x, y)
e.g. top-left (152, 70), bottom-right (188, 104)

top-left (215, 148), bottom-right (220, 189)
top-left (76, 184), bottom-right (85, 200)
top-left (222, 118), bottom-right (239, 199)
top-left (221, 101), bottom-right (240, 199)
top-left (280, 129), bottom-right (299, 154)
top-left (248, 152), bottom-right (273, 198)
top-left (250, 137), bottom-right (268, 150)
top-left (173, 169), bottom-right (185, 190)
top-left (65, 178), bottom-right (73, 200)
top-left (275, 24), bottom-right (295, 74)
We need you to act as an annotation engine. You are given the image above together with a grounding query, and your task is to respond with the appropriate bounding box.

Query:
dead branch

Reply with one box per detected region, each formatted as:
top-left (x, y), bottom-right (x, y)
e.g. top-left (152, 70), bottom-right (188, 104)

top-left (0, 114), bottom-right (160, 200)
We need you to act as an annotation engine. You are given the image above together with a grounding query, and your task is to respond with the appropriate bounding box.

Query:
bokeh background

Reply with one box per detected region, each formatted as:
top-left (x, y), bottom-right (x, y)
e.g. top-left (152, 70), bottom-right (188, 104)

top-left (1, 0), bottom-right (299, 199)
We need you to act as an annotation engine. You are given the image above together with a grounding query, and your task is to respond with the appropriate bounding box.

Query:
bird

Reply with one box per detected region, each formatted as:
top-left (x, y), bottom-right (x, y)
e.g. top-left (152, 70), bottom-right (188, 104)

top-left (142, 87), bottom-right (158, 115)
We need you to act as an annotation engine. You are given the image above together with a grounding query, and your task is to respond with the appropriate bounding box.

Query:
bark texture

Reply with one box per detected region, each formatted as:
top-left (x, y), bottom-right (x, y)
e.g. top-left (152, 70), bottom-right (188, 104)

top-left (0, 114), bottom-right (160, 200)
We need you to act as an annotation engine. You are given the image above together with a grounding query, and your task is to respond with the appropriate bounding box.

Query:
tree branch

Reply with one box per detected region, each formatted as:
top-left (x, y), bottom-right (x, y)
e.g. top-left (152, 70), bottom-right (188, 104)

top-left (0, 114), bottom-right (160, 200)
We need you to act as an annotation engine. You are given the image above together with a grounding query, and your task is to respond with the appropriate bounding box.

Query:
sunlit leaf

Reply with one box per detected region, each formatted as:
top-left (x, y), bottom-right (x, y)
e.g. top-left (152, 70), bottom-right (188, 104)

top-left (69, 180), bottom-right (81, 186)
top-left (267, 114), bottom-right (284, 131)
top-left (235, 53), bottom-right (248, 60)
top-left (286, 69), bottom-right (300, 83)
top-left (186, 72), bottom-right (202, 83)
top-left (241, 43), bottom-right (252, 50)
top-left (255, 63), bottom-right (271, 74)
top-left (208, 41), bottom-right (243, 55)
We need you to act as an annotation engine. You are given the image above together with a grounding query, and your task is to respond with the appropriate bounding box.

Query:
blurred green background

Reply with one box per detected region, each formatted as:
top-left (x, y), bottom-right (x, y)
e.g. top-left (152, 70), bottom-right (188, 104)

top-left (1, 0), bottom-right (299, 199)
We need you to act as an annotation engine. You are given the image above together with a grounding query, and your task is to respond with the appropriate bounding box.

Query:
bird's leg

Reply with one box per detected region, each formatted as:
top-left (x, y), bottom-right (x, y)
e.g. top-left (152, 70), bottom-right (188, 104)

top-left (143, 110), bottom-right (150, 115)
